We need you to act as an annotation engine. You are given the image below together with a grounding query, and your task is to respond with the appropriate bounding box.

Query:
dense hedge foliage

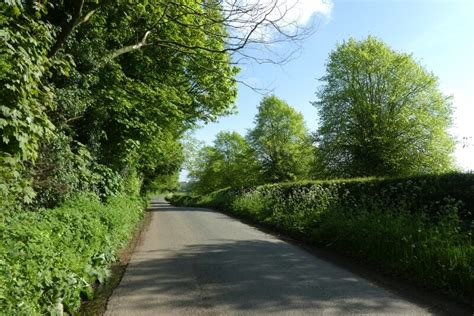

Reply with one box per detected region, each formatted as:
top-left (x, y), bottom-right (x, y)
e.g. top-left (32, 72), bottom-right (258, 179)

top-left (169, 172), bottom-right (474, 300)
top-left (0, 194), bottom-right (145, 314)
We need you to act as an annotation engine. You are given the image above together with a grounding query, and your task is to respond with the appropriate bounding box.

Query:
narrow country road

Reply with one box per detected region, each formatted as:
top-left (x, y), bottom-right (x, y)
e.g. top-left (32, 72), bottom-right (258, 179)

top-left (105, 197), bottom-right (430, 315)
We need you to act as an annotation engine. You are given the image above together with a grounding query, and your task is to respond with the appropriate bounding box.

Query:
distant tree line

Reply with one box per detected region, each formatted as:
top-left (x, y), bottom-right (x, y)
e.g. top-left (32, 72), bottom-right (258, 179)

top-left (188, 37), bottom-right (455, 194)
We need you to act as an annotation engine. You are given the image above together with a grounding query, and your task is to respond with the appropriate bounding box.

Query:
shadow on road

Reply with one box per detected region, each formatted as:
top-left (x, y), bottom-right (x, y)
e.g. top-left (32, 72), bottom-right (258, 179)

top-left (147, 201), bottom-right (214, 213)
top-left (115, 238), bottom-right (437, 314)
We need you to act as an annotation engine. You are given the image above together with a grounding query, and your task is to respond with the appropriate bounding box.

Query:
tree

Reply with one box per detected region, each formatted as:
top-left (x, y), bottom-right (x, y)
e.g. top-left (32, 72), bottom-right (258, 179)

top-left (212, 131), bottom-right (261, 187)
top-left (314, 36), bottom-right (455, 178)
top-left (248, 95), bottom-right (313, 182)
top-left (189, 131), bottom-right (260, 194)
top-left (44, 0), bottom-right (315, 65)
top-left (1, 0), bottom-right (320, 209)
top-left (1, 0), bottom-right (240, 206)
top-left (181, 131), bottom-right (206, 173)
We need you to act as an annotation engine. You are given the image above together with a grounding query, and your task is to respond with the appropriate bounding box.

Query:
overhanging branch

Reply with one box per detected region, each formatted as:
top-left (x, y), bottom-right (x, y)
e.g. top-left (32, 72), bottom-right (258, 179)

top-left (48, 1), bottom-right (98, 58)
top-left (110, 31), bottom-right (152, 59)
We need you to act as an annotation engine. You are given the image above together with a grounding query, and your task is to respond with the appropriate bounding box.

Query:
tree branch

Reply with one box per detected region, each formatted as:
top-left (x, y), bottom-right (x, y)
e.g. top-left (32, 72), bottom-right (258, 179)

top-left (77, 9), bottom-right (97, 27)
top-left (110, 31), bottom-right (152, 59)
top-left (48, 0), bottom-right (85, 58)
top-left (48, 1), bottom-right (100, 58)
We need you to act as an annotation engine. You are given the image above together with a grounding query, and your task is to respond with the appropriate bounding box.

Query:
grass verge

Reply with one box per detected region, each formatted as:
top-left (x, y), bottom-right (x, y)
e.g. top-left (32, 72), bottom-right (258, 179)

top-left (0, 193), bottom-right (145, 314)
top-left (79, 207), bottom-right (152, 315)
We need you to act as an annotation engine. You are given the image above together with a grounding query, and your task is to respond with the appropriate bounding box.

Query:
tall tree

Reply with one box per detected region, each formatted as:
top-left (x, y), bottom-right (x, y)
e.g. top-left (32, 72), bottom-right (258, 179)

top-left (189, 131), bottom-right (260, 194)
top-left (314, 36), bottom-right (455, 178)
top-left (248, 95), bottom-right (313, 182)
top-left (1, 0), bottom-right (319, 208)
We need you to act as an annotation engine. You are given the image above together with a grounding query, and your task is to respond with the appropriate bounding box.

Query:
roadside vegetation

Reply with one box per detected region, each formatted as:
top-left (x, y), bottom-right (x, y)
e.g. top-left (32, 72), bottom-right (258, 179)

top-left (177, 37), bottom-right (473, 302)
top-left (169, 173), bottom-right (474, 301)
top-left (1, 0), bottom-right (304, 313)
top-left (0, 194), bottom-right (144, 314)
top-left (1, 0), bottom-right (472, 313)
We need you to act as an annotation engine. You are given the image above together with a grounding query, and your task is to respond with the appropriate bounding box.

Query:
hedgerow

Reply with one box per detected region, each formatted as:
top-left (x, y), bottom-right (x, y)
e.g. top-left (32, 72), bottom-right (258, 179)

top-left (168, 172), bottom-right (474, 300)
top-left (0, 194), bottom-right (145, 314)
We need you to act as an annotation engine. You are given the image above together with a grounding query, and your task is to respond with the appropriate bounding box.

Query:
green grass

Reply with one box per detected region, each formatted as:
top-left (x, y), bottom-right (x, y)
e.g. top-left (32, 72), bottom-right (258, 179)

top-left (0, 193), bottom-right (145, 314)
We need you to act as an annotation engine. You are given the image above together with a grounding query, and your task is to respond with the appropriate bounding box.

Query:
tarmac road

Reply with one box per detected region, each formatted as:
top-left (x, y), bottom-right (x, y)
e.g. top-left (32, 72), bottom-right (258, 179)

top-left (105, 197), bottom-right (430, 315)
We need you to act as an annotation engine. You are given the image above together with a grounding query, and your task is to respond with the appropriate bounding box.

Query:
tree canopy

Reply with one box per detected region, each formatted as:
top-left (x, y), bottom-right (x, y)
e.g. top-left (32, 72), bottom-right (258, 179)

top-left (314, 36), bottom-right (455, 178)
top-left (187, 95), bottom-right (315, 192)
top-left (189, 131), bottom-right (260, 195)
top-left (248, 95), bottom-right (314, 182)
top-left (2, 0), bottom-right (305, 209)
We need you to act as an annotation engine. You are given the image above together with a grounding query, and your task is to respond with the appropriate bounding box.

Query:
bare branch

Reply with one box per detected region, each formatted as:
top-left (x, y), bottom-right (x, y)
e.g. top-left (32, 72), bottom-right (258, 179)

top-left (77, 9), bottom-right (97, 27)
top-left (110, 31), bottom-right (152, 59)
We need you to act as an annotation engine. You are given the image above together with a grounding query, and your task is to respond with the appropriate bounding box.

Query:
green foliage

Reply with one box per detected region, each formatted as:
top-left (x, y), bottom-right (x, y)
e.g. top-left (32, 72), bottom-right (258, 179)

top-left (248, 95), bottom-right (314, 182)
top-left (0, 4), bottom-right (55, 161)
top-left (313, 201), bottom-right (474, 298)
top-left (166, 192), bottom-right (201, 207)
top-left (0, 156), bottom-right (35, 210)
top-left (0, 194), bottom-right (145, 314)
top-left (145, 172), bottom-right (180, 194)
top-left (0, 3), bottom-right (58, 207)
top-left (314, 36), bottom-right (455, 178)
top-left (138, 132), bottom-right (184, 194)
top-left (61, 0), bottom-right (238, 178)
top-left (181, 132), bottom-right (206, 172)
top-left (169, 173), bottom-right (474, 299)
top-left (1, 0), bottom-right (240, 208)
top-left (31, 134), bottom-right (94, 208)
top-left (189, 131), bottom-right (261, 194)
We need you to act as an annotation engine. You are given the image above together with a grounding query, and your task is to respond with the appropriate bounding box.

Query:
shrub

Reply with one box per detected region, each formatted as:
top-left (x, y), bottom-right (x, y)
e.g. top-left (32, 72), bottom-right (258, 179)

top-left (0, 194), bottom-right (145, 314)
top-left (169, 172), bottom-right (474, 300)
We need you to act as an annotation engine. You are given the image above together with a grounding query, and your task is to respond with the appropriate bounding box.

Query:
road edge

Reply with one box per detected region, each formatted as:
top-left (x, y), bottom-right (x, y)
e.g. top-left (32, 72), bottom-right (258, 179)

top-left (79, 202), bottom-right (153, 315)
top-left (190, 203), bottom-right (474, 316)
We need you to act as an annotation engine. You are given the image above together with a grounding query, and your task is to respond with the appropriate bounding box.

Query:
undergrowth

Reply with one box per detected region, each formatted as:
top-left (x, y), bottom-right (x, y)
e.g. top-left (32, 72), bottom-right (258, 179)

top-left (0, 194), bottom-right (145, 314)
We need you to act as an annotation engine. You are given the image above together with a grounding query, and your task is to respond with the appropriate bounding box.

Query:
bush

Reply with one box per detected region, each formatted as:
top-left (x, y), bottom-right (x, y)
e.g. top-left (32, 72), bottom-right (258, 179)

top-left (0, 194), bottom-right (145, 314)
top-left (169, 172), bottom-right (474, 300)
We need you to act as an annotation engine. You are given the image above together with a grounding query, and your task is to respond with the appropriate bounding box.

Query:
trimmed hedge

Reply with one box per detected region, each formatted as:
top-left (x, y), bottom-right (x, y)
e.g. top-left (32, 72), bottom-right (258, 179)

top-left (0, 194), bottom-right (145, 314)
top-left (169, 172), bottom-right (474, 300)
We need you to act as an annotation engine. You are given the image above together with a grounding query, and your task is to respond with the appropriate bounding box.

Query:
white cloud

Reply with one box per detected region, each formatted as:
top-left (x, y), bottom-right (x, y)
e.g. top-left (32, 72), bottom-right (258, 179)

top-left (281, 0), bottom-right (333, 25)
top-left (223, 0), bottom-right (333, 43)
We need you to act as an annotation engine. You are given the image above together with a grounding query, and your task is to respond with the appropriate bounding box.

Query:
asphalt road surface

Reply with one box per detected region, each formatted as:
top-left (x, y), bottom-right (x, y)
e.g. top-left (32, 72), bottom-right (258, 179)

top-left (105, 197), bottom-right (430, 315)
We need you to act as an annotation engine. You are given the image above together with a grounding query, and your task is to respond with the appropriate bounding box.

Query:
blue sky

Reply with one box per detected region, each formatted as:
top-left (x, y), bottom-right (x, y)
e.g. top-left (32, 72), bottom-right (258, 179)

top-left (186, 0), bottom-right (474, 179)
